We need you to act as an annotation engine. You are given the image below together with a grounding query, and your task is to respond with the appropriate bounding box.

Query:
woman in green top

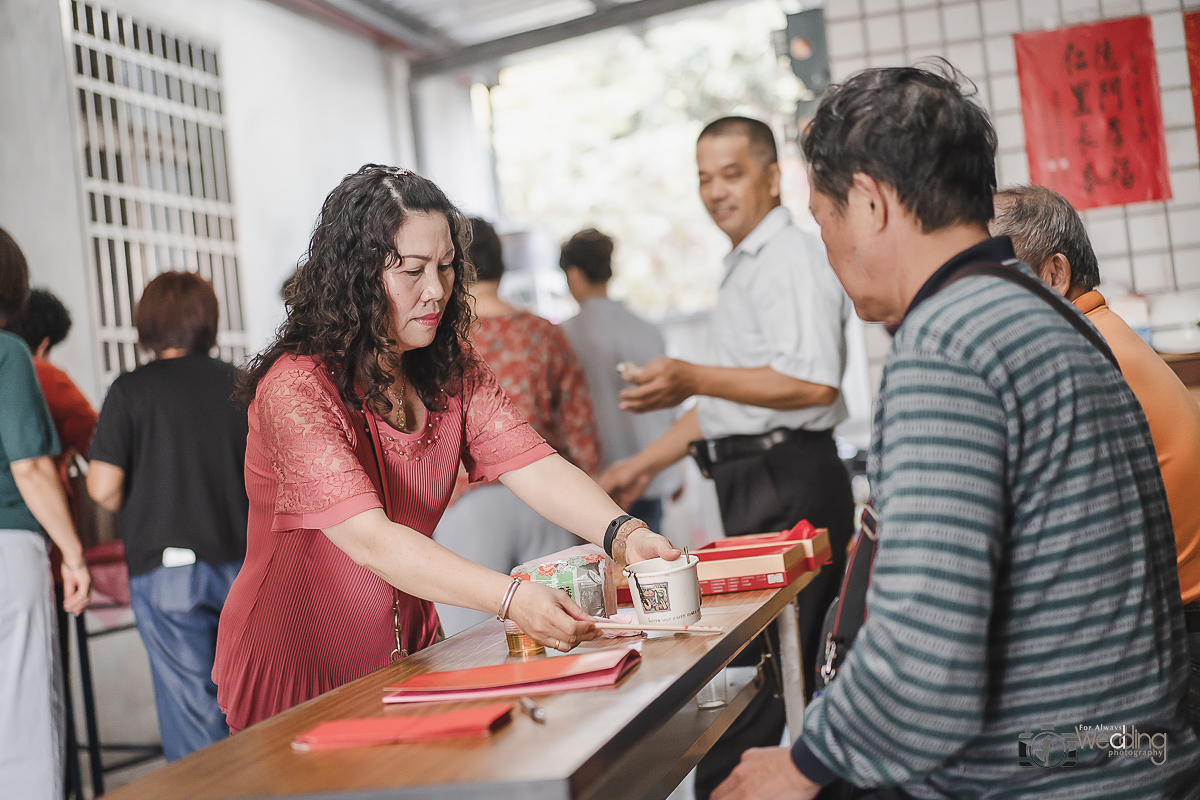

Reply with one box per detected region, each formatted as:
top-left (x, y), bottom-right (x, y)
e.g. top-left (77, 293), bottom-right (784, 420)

top-left (0, 227), bottom-right (92, 800)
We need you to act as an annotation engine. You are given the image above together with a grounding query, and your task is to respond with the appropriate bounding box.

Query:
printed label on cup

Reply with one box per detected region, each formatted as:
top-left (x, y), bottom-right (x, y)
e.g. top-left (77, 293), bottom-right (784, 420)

top-left (638, 582), bottom-right (672, 613)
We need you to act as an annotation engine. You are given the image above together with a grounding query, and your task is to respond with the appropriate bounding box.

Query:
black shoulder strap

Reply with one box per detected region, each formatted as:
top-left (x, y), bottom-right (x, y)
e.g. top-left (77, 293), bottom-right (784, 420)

top-left (817, 504), bottom-right (878, 689)
top-left (943, 261), bottom-right (1119, 370)
top-left (832, 505), bottom-right (877, 634)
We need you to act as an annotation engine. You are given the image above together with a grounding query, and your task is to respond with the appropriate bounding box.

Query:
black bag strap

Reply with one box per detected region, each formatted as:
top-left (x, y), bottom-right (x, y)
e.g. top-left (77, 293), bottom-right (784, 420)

top-left (831, 505), bottom-right (877, 636)
top-left (817, 504), bottom-right (878, 688)
top-left (943, 261), bottom-right (1118, 369)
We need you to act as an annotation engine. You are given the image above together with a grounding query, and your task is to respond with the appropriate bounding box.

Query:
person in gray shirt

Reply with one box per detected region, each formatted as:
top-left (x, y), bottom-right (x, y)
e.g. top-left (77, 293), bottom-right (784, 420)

top-left (558, 228), bottom-right (681, 532)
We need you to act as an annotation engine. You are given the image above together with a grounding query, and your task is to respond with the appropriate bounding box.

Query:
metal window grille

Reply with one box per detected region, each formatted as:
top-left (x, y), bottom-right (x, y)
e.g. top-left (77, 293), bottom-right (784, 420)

top-left (62, 0), bottom-right (247, 386)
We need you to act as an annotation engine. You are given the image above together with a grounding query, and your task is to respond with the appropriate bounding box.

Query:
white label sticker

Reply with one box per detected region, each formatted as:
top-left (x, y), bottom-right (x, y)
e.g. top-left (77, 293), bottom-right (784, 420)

top-left (162, 547), bottom-right (197, 568)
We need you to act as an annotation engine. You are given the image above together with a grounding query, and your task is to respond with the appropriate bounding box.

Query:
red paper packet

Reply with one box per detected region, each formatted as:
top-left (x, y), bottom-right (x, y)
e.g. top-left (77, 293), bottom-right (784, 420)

top-left (383, 647), bottom-right (641, 703)
top-left (292, 703), bottom-right (513, 751)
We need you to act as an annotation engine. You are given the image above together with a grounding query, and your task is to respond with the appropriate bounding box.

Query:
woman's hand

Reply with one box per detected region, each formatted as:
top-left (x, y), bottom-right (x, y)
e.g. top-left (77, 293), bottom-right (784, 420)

top-left (505, 580), bottom-right (601, 652)
top-left (623, 526), bottom-right (682, 565)
top-left (60, 561), bottom-right (92, 616)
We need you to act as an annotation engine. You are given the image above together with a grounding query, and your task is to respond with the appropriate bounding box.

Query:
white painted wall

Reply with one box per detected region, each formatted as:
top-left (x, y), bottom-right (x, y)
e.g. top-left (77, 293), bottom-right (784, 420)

top-left (413, 74), bottom-right (501, 219)
top-left (0, 0), bottom-right (96, 396)
top-left (1, 0), bottom-right (419, 401)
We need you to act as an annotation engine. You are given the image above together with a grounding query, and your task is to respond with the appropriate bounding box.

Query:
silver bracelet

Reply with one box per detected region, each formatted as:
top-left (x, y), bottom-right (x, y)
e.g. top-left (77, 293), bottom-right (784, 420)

top-left (496, 576), bottom-right (523, 621)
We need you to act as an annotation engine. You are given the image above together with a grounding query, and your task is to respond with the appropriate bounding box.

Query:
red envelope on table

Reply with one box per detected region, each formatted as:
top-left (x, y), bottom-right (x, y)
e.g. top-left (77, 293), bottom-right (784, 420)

top-left (292, 703), bottom-right (514, 750)
top-left (383, 646), bottom-right (641, 704)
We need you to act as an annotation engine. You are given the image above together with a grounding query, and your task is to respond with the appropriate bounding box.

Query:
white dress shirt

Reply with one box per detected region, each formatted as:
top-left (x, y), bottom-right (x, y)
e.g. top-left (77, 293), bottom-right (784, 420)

top-left (561, 297), bottom-right (682, 499)
top-left (695, 206), bottom-right (852, 439)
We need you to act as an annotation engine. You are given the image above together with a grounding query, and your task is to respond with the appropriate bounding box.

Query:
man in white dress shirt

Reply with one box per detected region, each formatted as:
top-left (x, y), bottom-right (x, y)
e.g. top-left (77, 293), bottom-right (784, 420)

top-left (558, 228), bottom-right (682, 533)
top-left (601, 116), bottom-right (855, 800)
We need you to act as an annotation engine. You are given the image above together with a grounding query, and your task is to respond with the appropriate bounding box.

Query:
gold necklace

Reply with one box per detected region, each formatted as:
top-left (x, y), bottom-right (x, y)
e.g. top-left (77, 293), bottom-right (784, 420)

top-left (386, 370), bottom-right (406, 430)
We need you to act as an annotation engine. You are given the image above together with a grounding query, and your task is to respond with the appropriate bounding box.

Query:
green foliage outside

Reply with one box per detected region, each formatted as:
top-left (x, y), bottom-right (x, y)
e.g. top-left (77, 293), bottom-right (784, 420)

top-left (491, 0), bottom-right (806, 317)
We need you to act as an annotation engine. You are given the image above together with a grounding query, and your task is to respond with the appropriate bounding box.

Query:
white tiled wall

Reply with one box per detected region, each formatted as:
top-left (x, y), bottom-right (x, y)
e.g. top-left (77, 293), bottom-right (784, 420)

top-left (823, 0), bottom-right (1200, 301)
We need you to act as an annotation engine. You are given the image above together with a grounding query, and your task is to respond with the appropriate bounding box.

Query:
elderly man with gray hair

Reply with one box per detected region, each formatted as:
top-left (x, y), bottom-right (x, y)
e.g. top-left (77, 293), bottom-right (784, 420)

top-left (991, 184), bottom-right (1200, 717)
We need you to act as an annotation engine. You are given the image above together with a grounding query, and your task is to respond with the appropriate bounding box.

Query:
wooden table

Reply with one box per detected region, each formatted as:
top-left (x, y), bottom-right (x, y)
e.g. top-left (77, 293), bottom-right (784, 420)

top-left (103, 569), bottom-right (816, 800)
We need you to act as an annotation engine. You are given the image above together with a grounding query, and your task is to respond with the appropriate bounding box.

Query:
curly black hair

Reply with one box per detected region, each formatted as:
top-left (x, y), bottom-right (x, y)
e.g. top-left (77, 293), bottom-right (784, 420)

top-left (237, 165), bottom-right (477, 416)
top-left (7, 288), bottom-right (72, 353)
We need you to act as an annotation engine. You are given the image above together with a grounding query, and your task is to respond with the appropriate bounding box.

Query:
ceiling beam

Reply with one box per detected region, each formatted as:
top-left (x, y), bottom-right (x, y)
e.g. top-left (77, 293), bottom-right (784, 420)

top-left (342, 0), bottom-right (461, 51)
top-left (271, 0), bottom-right (458, 55)
top-left (410, 0), bottom-right (728, 78)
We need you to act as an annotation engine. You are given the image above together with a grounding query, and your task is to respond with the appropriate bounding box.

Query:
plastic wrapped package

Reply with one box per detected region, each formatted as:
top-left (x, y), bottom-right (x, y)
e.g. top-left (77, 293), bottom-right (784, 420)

top-left (510, 544), bottom-right (617, 618)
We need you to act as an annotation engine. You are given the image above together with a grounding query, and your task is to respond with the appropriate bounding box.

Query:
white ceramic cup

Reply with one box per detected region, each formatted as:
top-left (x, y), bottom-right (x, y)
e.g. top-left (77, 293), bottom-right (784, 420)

top-left (624, 554), bottom-right (702, 626)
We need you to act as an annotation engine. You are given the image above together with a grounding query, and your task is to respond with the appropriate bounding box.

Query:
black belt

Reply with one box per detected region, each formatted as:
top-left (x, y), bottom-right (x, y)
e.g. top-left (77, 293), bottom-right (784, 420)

top-left (688, 426), bottom-right (832, 479)
top-left (1184, 602), bottom-right (1200, 634)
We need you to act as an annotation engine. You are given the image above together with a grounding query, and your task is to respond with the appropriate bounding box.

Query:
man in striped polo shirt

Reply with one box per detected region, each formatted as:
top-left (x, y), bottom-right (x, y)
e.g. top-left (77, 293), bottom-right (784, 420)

top-left (714, 65), bottom-right (1199, 799)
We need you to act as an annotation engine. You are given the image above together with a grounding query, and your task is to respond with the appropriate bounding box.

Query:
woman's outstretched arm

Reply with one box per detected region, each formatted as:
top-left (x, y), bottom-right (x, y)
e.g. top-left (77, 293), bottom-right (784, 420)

top-left (499, 453), bottom-right (681, 565)
top-left (323, 508), bottom-right (598, 650)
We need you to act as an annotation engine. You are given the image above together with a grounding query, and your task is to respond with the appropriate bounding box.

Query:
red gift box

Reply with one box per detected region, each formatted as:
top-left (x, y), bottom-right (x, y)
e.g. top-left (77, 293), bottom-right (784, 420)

top-left (618, 520), bottom-right (830, 600)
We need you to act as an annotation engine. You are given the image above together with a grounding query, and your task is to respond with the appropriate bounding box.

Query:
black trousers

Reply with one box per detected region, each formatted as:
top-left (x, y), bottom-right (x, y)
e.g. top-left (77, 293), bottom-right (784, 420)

top-left (694, 430), bottom-right (854, 800)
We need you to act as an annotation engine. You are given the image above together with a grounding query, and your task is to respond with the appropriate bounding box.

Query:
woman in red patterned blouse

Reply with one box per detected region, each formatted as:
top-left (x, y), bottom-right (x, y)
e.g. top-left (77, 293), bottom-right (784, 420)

top-left (213, 166), bottom-right (679, 733)
top-left (434, 218), bottom-right (602, 635)
top-left (467, 219), bottom-right (600, 474)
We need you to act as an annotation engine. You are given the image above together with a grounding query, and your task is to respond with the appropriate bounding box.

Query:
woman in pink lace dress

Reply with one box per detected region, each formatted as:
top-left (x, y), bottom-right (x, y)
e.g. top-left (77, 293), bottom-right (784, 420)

top-left (212, 166), bottom-right (679, 733)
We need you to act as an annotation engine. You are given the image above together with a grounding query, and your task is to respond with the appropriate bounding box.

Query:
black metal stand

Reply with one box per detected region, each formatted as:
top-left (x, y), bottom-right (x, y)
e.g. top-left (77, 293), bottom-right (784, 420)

top-left (68, 605), bottom-right (163, 798)
top-left (74, 611), bottom-right (105, 798)
top-left (56, 591), bottom-right (84, 800)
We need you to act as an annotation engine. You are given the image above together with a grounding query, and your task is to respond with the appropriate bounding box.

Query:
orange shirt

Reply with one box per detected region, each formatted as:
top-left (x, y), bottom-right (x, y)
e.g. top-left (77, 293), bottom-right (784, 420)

top-left (33, 357), bottom-right (97, 465)
top-left (1076, 291), bottom-right (1200, 603)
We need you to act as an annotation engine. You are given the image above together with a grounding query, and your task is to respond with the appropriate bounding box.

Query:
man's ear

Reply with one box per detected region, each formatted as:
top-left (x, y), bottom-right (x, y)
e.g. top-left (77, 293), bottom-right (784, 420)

top-left (35, 337), bottom-right (50, 359)
top-left (1040, 253), bottom-right (1072, 298)
top-left (850, 173), bottom-right (888, 232)
top-left (767, 162), bottom-right (781, 200)
top-left (563, 266), bottom-right (586, 301)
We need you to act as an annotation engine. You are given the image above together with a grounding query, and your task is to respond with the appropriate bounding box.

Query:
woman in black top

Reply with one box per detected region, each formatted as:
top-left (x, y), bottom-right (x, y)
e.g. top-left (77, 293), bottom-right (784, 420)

top-left (88, 271), bottom-right (247, 761)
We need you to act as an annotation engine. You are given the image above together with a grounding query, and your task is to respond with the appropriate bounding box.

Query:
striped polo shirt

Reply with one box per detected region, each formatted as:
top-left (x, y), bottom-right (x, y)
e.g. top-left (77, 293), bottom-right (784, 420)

top-left (792, 239), bottom-right (1200, 797)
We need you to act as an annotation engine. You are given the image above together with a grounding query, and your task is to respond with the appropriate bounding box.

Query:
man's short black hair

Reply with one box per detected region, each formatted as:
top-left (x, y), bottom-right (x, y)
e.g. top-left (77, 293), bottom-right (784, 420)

top-left (7, 288), bottom-right (72, 353)
top-left (698, 116), bottom-right (779, 167)
top-left (468, 217), bottom-right (504, 283)
top-left (559, 228), bottom-right (614, 284)
top-left (992, 186), bottom-right (1101, 291)
top-left (802, 62), bottom-right (997, 232)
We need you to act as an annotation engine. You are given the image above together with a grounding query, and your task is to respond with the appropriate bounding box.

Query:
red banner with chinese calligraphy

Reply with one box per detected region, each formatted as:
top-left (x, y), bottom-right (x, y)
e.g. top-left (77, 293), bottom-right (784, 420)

top-left (1185, 12), bottom-right (1200, 155)
top-left (1015, 16), bottom-right (1171, 210)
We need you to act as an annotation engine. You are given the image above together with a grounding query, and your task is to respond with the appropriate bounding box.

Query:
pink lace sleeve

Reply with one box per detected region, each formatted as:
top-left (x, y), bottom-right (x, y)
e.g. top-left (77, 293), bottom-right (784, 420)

top-left (256, 366), bottom-right (381, 530)
top-left (461, 360), bottom-right (554, 483)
